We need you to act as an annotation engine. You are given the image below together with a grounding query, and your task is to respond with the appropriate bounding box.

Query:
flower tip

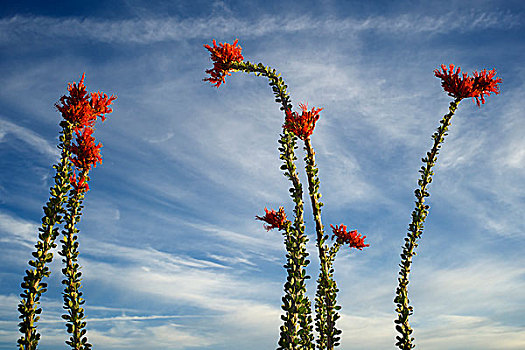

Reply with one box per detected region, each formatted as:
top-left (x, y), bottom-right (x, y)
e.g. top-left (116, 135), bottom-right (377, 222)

top-left (435, 63), bottom-right (502, 105)
top-left (255, 206), bottom-right (288, 231)
top-left (284, 103), bottom-right (323, 140)
top-left (331, 224), bottom-right (369, 250)
top-left (203, 39), bottom-right (243, 87)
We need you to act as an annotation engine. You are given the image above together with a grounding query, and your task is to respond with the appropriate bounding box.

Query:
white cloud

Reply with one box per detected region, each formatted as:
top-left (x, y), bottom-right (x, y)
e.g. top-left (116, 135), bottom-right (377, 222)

top-left (0, 10), bottom-right (520, 45)
top-left (0, 211), bottom-right (38, 248)
top-left (337, 312), bottom-right (396, 349)
top-left (418, 315), bottom-right (525, 350)
top-left (412, 258), bottom-right (525, 316)
top-left (0, 118), bottom-right (58, 159)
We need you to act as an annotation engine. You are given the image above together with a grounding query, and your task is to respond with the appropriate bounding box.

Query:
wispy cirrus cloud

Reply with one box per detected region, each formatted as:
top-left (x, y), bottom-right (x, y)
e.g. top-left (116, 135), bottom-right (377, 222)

top-left (0, 212), bottom-right (38, 248)
top-left (418, 315), bottom-right (525, 350)
top-left (0, 118), bottom-right (58, 159)
top-left (0, 10), bottom-right (521, 45)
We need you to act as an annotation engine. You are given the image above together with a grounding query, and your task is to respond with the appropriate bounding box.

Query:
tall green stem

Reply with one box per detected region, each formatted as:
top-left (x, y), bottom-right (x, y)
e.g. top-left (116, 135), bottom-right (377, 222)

top-left (278, 131), bottom-right (314, 350)
top-left (394, 98), bottom-right (461, 349)
top-left (304, 138), bottom-right (341, 350)
top-left (60, 170), bottom-right (92, 350)
top-left (17, 120), bottom-right (73, 350)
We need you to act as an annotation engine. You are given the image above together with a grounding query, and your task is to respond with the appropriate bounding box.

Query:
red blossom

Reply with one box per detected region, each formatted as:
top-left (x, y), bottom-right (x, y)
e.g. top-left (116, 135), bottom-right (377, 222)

top-left (256, 207), bottom-right (289, 231)
top-left (330, 224), bottom-right (369, 250)
top-left (70, 172), bottom-right (89, 193)
top-left (56, 73), bottom-right (116, 130)
top-left (434, 64), bottom-right (501, 106)
top-left (471, 68), bottom-right (502, 106)
top-left (284, 103), bottom-right (323, 140)
top-left (203, 39), bottom-right (244, 87)
top-left (69, 128), bottom-right (102, 171)
top-left (90, 91), bottom-right (116, 122)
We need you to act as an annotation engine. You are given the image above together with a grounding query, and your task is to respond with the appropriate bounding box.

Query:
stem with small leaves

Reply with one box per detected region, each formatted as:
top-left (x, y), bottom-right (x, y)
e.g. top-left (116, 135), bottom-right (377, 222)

top-left (394, 98), bottom-right (461, 349)
top-left (304, 137), bottom-right (341, 350)
top-left (59, 169), bottom-right (92, 350)
top-left (278, 132), bottom-right (314, 350)
top-left (17, 120), bottom-right (73, 350)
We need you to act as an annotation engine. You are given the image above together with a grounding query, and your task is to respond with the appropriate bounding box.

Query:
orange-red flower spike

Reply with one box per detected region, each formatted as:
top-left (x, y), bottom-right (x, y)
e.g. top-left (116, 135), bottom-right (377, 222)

top-left (284, 103), bottom-right (323, 140)
top-left (330, 224), bottom-right (369, 250)
top-left (203, 39), bottom-right (244, 87)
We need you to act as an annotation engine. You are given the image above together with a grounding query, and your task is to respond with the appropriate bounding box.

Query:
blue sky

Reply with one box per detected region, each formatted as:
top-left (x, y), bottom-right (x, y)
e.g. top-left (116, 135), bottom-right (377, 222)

top-left (0, 0), bottom-right (524, 349)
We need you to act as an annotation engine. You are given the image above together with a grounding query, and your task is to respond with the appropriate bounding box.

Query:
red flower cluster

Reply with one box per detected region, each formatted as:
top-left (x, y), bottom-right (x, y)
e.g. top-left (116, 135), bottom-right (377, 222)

top-left (70, 128), bottom-right (103, 171)
top-left (256, 207), bottom-right (289, 231)
top-left (434, 64), bottom-right (502, 106)
top-left (57, 74), bottom-right (115, 192)
top-left (203, 39), bottom-right (244, 87)
top-left (56, 73), bottom-right (116, 131)
top-left (284, 103), bottom-right (323, 140)
top-left (330, 224), bottom-right (369, 250)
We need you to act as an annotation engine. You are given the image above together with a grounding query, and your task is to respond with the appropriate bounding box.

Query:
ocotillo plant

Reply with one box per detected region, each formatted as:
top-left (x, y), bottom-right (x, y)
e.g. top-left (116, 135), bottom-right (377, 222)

top-left (204, 39), bottom-right (368, 350)
top-left (17, 74), bottom-right (115, 350)
top-left (394, 64), bottom-right (501, 349)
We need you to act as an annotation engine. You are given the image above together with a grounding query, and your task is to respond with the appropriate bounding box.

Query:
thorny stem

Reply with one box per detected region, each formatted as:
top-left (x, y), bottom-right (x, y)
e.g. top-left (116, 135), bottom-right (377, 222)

top-left (394, 98), bottom-right (461, 349)
top-left (304, 137), bottom-right (341, 350)
top-left (278, 131), bottom-right (315, 350)
top-left (17, 120), bottom-right (73, 350)
top-left (60, 169), bottom-right (92, 350)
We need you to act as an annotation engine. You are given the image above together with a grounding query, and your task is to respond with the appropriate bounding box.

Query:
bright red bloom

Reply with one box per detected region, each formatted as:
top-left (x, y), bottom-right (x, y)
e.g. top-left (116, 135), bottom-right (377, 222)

top-left (330, 224), bottom-right (369, 250)
top-left (434, 64), bottom-right (501, 106)
top-left (69, 128), bottom-right (102, 171)
top-left (203, 39), bottom-right (244, 87)
top-left (256, 207), bottom-right (289, 231)
top-left (70, 172), bottom-right (89, 193)
top-left (434, 64), bottom-right (474, 100)
top-left (90, 91), bottom-right (116, 122)
top-left (284, 103), bottom-right (323, 140)
top-left (56, 73), bottom-right (116, 130)
top-left (471, 68), bottom-right (502, 106)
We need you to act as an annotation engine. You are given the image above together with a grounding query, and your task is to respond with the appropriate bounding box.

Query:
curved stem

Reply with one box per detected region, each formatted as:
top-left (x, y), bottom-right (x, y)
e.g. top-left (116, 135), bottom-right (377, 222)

top-left (231, 60), bottom-right (314, 349)
top-left (17, 120), bottom-right (73, 350)
top-left (394, 98), bottom-right (461, 349)
top-left (230, 61), bottom-right (293, 113)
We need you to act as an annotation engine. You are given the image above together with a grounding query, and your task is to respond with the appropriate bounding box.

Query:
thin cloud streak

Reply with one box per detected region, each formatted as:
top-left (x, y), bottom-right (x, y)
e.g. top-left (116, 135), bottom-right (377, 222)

top-left (37, 314), bottom-right (221, 324)
top-left (0, 212), bottom-right (38, 248)
top-left (0, 118), bottom-right (58, 159)
top-left (0, 10), bottom-right (521, 45)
